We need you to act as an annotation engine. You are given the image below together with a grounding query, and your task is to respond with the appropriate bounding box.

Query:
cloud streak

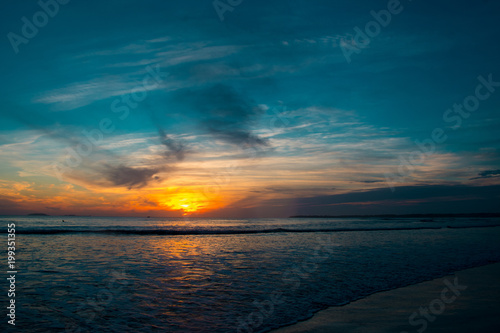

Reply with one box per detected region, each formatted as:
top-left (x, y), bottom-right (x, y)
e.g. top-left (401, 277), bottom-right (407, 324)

top-left (103, 164), bottom-right (164, 189)
top-left (158, 128), bottom-right (186, 161)
top-left (470, 169), bottom-right (500, 180)
top-left (174, 84), bottom-right (269, 148)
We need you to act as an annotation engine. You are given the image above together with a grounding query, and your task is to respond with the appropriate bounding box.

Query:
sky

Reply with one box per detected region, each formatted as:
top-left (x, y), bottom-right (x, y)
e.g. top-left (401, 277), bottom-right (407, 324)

top-left (0, 0), bottom-right (499, 217)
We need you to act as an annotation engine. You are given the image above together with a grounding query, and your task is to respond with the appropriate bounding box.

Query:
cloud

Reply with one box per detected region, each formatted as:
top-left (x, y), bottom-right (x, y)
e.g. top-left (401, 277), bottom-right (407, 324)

top-left (264, 186), bottom-right (336, 193)
top-left (0, 196), bottom-right (20, 209)
top-left (261, 184), bottom-right (500, 215)
top-left (0, 120), bottom-right (175, 191)
top-left (174, 84), bottom-right (269, 148)
top-left (297, 184), bottom-right (500, 205)
top-left (148, 109), bottom-right (188, 161)
top-left (103, 164), bottom-right (164, 189)
top-left (34, 77), bottom-right (128, 111)
top-left (470, 169), bottom-right (500, 180)
top-left (159, 45), bottom-right (242, 67)
top-left (158, 128), bottom-right (186, 161)
top-left (33, 68), bottom-right (164, 111)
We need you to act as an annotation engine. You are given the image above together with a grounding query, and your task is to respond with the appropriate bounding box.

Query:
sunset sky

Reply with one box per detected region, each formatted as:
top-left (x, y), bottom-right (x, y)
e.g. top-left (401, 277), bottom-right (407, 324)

top-left (1, 0), bottom-right (499, 217)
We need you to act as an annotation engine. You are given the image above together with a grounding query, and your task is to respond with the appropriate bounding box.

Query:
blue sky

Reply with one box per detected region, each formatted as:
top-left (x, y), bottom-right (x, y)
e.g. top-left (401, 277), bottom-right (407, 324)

top-left (1, 0), bottom-right (499, 216)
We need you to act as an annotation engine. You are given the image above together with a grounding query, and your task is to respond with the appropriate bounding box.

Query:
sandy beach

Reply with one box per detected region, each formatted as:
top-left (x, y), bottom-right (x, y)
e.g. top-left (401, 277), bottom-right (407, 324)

top-left (270, 262), bottom-right (500, 333)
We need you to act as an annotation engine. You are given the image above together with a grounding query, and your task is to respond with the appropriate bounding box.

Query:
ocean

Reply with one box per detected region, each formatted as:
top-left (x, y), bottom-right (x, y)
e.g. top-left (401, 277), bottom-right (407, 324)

top-left (2, 215), bottom-right (500, 332)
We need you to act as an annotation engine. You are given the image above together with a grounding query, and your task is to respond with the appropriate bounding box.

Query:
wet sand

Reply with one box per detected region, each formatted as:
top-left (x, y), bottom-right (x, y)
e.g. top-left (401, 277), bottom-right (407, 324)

top-left (270, 262), bottom-right (500, 333)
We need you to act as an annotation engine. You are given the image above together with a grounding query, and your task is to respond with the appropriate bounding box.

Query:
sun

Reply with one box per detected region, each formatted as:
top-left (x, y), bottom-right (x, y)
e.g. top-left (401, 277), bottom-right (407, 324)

top-left (176, 199), bottom-right (200, 214)
top-left (157, 188), bottom-right (218, 215)
top-left (169, 197), bottom-right (202, 214)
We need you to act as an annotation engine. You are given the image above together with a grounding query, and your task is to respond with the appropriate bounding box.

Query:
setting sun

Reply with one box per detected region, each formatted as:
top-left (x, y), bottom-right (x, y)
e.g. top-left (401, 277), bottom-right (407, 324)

top-left (155, 188), bottom-right (222, 215)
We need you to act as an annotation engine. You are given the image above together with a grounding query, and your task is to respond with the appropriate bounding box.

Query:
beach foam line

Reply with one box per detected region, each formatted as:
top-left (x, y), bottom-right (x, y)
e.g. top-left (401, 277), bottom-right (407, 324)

top-left (269, 262), bottom-right (500, 333)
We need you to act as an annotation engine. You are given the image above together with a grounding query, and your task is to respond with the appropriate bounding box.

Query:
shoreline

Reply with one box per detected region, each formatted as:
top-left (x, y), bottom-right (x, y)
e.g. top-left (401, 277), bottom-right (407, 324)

top-left (269, 262), bottom-right (500, 333)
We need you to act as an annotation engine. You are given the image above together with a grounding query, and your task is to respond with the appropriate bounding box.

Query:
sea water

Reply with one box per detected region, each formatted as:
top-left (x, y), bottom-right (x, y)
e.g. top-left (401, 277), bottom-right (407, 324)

top-left (1, 216), bottom-right (500, 332)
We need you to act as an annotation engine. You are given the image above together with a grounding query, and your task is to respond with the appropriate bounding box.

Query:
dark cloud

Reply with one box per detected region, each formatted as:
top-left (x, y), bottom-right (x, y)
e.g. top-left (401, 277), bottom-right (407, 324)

top-left (147, 109), bottom-right (188, 161)
top-left (261, 184), bottom-right (500, 216)
top-left (292, 184), bottom-right (500, 205)
top-left (174, 84), bottom-right (268, 148)
top-left (470, 169), bottom-right (500, 180)
top-left (158, 128), bottom-right (186, 161)
top-left (208, 128), bottom-right (268, 148)
top-left (6, 104), bottom-right (177, 191)
top-left (103, 165), bottom-right (163, 189)
top-left (0, 197), bottom-right (20, 209)
top-left (264, 186), bottom-right (336, 193)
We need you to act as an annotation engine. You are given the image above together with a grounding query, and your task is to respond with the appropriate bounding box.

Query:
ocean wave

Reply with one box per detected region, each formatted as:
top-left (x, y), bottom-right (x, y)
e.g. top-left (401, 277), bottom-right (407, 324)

top-left (5, 225), bottom-right (500, 235)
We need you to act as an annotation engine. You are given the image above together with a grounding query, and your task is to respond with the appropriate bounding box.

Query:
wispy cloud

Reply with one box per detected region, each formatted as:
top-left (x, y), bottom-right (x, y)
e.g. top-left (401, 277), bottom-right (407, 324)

top-left (174, 84), bottom-right (269, 148)
top-left (33, 72), bottom-right (163, 111)
top-left (470, 169), bottom-right (500, 180)
top-left (103, 164), bottom-right (164, 189)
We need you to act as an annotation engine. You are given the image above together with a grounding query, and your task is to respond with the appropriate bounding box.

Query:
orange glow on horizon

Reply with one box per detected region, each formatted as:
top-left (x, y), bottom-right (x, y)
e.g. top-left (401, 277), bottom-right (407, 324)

top-left (155, 188), bottom-right (223, 215)
top-left (0, 178), bottom-right (232, 216)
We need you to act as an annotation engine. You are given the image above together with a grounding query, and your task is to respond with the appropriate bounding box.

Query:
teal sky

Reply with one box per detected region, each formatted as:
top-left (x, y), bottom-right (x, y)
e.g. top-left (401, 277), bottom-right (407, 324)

top-left (1, 0), bottom-right (499, 217)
